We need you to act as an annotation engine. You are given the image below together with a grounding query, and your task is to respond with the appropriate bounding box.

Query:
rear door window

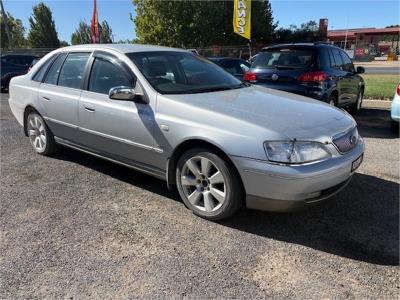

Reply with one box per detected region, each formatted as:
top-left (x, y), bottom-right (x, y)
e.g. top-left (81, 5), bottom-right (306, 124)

top-left (43, 53), bottom-right (67, 85)
top-left (332, 49), bottom-right (344, 70)
top-left (58, 53), bottom-right (91, 89)
top-left (340, 51), bottom-right (355, 73)
top-left (252, 48), bottom-right (315, 69)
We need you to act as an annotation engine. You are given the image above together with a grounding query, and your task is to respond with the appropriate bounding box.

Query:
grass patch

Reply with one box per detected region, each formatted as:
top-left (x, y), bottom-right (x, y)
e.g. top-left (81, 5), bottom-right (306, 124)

top-left (361, 74), bottom-right (399, 100)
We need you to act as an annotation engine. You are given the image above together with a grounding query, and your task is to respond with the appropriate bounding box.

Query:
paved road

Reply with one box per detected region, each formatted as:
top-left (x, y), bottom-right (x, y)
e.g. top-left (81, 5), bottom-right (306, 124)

top-left (1, 93), bottom-right (399, 299)
top-left (362, 66), bottom-right (399, 75)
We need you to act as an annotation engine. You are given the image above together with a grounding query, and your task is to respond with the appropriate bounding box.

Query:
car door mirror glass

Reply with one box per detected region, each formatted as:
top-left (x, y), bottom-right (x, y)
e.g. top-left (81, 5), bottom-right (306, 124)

top-left (109, 86), bottom-right (136, 100)
top-left (356, 66), bottom-right (365, 74)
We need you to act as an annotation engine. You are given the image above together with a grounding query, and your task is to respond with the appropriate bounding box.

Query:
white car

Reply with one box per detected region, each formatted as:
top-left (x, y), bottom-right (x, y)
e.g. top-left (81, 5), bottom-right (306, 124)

top-left (391, 83), bottom-right (400, 133)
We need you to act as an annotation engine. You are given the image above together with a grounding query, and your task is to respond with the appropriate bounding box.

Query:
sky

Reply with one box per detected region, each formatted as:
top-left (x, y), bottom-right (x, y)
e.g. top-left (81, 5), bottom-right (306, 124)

top-left (2, 0), bottom-right (400, 43)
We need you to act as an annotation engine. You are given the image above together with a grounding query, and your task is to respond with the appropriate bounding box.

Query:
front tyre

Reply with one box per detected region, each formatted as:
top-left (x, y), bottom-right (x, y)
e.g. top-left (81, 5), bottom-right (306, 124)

top-left (349, 89), bottom-right (363, 115)
top-left (26, 112), bottom-right (58, 155)
top-left (176, 148), bottom-right (243, 221)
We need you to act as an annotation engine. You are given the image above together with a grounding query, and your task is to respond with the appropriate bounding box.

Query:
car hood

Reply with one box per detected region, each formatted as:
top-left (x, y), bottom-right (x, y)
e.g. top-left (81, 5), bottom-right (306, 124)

top-left (166, 85), bottom-right (355, 141)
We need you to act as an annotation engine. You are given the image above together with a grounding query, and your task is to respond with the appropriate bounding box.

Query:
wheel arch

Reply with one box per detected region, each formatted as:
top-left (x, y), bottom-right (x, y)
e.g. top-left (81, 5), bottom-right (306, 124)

top-left (23, 105), bottom-right (40, 137)
top-left (166, 138), bottom-right (245, 193)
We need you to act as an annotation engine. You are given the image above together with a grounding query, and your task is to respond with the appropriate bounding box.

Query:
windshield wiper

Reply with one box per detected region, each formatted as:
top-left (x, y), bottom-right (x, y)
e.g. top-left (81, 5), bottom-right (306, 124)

top-left (274, 65), bottom-right (303, 70)
top-left (184, 86), bottom-right (234, 94)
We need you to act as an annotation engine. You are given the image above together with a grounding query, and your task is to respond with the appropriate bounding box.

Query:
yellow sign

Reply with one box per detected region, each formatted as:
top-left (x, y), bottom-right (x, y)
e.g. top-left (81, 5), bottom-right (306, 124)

top-left (233, 0), bottom-right (251, 40)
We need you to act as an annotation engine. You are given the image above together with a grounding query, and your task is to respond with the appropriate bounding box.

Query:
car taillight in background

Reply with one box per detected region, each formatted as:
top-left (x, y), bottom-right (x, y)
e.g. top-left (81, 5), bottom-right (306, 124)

top-left (243, 71), bottom-right (257, 82)
top-left (397, 84), bottom-right (400, 96)
top-left (298, 71), bottom-right (327, 83)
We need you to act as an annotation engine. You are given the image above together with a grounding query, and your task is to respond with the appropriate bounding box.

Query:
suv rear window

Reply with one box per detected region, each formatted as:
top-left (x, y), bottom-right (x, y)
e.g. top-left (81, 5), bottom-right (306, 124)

top-left (252, 48), bottom-right (316, 69)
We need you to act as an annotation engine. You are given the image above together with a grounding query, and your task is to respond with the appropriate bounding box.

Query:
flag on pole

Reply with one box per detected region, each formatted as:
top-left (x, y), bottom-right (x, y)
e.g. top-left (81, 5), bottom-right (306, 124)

top-left (233, 0), bottom-right (251, 40)
top-left (90, 0), bottom-right (100, 43)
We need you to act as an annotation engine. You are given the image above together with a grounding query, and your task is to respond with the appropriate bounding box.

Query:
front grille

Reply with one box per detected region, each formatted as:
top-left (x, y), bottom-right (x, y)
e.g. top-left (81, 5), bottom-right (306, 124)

top-left (333, 127), bottom-right (358, 153)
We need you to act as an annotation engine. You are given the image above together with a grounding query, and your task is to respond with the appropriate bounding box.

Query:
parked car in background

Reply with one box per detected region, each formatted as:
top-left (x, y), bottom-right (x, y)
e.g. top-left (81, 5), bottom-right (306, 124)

top-left (244, 43), bottom-right (365, 114)
top-left (9, 44), bottom-right (364, 220)
top-left (1, 54), bottom-right (38, 92)
top-left (28, 58), bottom-right (41, 72)
top-left (391, 83), bottom-right (400, 133)
top-left (208, 57), bottom-right (250, 80)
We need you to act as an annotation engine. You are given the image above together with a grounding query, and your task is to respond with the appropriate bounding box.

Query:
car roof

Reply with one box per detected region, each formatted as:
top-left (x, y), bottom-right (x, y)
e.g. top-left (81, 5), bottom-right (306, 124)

top-left (59, 43), bottom-right (188, 54)
top-left (262, 42), bottom-right (342, 51)
top-left (207, 57), bottom-right (245, 61)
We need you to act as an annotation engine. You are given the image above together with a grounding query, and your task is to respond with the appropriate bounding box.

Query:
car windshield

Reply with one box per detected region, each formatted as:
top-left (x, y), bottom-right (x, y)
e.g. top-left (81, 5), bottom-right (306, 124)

top-left (252, 48), bottom-right (315, 69)
top-left (127, 51), bottom-right (246, 94)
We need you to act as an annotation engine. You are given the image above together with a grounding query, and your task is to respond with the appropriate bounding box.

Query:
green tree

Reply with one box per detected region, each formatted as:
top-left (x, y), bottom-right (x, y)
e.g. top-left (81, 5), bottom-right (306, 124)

top-left (100, 20), bottom-right (113, 43)
top-left (71, 21), bottom-right (91, 45)
top-left (59, 40), bottom-right (69, 47)
top-left (132, 0), bottom-right (275, 48)
top-left (27, 2), bottom-right (60, 48)
top-left (0, 12), bottom-right (26, 48)
top-left (71, 20), bottom-right (113, 45)
top-left (274, 20), bottom-right (322, 43)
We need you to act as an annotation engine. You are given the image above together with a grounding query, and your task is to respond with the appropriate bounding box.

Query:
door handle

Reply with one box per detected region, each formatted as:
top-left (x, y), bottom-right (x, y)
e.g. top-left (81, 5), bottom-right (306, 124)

top-left (84, 106), bottom-right (95, 112)
top-left (42, 96), bottom-right (50, 101)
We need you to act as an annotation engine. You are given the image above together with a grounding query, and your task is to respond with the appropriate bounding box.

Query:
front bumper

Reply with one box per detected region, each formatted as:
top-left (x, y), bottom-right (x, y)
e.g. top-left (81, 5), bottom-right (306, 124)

top-left (231, 138), bottom-right (365, 212)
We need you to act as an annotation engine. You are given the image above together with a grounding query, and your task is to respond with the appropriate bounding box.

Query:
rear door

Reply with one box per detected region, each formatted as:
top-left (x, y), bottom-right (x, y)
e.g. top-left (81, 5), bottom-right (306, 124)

top-left (39, 52), bottom-right (91, 141)
top-left (340, 50), bottom-right (359, 102)
top-left (330, 48), bottom-right (352, 105)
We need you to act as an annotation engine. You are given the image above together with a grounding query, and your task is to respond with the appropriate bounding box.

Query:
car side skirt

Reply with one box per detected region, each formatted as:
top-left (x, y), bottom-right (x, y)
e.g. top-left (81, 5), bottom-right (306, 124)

top-left (54, 136), bottom-right (167, 180)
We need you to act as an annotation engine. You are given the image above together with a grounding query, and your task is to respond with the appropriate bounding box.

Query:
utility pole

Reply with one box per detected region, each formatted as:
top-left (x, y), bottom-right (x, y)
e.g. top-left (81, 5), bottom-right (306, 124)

top-left (0, 0), bottom-right (12, 49)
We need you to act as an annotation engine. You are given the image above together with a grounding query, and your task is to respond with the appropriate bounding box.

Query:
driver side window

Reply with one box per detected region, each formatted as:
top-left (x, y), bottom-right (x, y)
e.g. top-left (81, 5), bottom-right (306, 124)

top-left (88, 57), bottom-right (135, 95)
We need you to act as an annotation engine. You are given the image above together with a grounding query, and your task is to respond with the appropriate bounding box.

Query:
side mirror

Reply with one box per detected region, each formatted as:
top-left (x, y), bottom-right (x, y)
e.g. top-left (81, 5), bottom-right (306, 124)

top-left (109, 86), bottom-right (136, 100)
top-left (356, 66), bottom-right (365, 74)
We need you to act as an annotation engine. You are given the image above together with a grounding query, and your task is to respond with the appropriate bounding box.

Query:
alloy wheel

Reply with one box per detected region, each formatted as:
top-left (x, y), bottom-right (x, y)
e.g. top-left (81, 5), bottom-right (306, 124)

top-left (27, 113), bottom-right (47, 153)
top-left (180, 156), bottom-right (226, 212)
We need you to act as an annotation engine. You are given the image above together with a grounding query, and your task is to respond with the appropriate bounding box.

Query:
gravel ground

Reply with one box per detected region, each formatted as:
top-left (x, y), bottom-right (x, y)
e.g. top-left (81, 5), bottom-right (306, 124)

top-left (1, 93), bottom-right (399, 299)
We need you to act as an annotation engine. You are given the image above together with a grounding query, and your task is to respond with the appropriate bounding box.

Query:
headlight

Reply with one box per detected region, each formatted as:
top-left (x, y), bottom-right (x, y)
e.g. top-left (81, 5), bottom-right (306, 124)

top-left (264, 141), bottom-right (331, 164)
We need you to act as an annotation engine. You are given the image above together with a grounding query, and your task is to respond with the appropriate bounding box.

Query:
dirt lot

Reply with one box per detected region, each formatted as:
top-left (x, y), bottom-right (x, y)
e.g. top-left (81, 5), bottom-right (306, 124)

top-left (1, 93), bottom-right (399, 299)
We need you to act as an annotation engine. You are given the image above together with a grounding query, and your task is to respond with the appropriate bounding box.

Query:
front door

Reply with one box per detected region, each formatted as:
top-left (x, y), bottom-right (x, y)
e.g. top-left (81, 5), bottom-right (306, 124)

top-left (77, 52), bottom-right (159, 171)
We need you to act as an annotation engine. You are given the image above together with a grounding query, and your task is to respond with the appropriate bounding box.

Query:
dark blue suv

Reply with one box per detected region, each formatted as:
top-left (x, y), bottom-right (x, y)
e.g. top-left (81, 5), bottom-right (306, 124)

top-left (244, 43), bottom-right (365, 114)
top-left (1, 54), bottom-right (38, 92)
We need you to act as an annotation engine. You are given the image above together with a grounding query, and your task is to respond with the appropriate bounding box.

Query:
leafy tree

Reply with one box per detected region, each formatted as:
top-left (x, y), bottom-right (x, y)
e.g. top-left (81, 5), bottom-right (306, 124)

top-left (71, 21), bottom-right (91, 45)
top-left (100, 20), bottom-right (113, 43)
top-left (71, 19), bottom-right (113, 44)
top-left (59, 40), bottom-right (69, 47)
top-left (0, 12), bottom-right (26, 48)
top-left (132, 0), bottom-right (275, 47)
top-left (27, 2), bottom-right (60, 48)
top-left (274, 20), bottom-right (322, 43)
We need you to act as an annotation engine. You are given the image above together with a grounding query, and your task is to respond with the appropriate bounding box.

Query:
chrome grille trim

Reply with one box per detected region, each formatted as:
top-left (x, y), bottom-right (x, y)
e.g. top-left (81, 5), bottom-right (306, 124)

top-left (332, 127), bottom-right (358, 153)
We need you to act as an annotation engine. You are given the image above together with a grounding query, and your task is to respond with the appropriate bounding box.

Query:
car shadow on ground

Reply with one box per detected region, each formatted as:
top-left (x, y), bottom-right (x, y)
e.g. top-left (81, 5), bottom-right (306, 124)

top-left (220, 173), bottom-right (399, 266)
top-left (54, 147), bottom-right (399, 267)
top-left (354, 107), bottom-right (398, 139)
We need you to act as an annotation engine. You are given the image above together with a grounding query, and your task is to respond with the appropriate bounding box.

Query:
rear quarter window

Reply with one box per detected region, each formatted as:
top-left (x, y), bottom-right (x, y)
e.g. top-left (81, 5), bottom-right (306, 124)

top-left (32, 55), bottom-right (57, 82)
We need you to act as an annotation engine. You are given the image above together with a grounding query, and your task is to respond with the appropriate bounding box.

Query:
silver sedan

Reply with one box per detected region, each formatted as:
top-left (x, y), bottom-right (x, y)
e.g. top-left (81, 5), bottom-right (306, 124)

top-left (8, 44), bottom-right (364, 220)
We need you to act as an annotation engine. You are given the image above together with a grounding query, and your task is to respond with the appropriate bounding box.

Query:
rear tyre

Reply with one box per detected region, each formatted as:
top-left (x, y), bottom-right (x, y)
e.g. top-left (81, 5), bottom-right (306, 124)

top-left (176, 148), bottom-right (243, 221)
top-left (26, 112), bottom-right (58, 155)
top-left (349, 89), bottom-right (363, 115)
top-left (391, 121), bottom-right (399, 134)
top-left (328, 94), bottom-right (337, 107)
